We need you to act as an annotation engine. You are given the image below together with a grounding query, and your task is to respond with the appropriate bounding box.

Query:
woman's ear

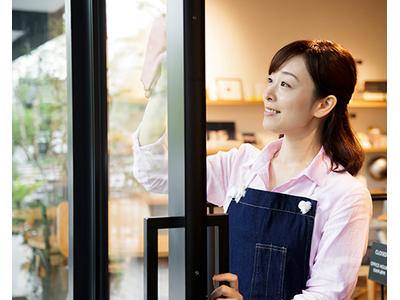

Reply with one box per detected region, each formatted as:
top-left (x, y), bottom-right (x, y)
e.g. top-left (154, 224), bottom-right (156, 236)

top-left (313, 95), bottom-right (337, 118)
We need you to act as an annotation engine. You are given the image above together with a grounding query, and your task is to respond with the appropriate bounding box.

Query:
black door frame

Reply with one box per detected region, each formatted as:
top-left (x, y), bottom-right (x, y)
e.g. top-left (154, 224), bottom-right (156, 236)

top-left (66, 0), bottom-right (208, 298)
top-left (183, 0), bottom-right (208, 298)
top-left (66, 0), bottom-right (109, 298)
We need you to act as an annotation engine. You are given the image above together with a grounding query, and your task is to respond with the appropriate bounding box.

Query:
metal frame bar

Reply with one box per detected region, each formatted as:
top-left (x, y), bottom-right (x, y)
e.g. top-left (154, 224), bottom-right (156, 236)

top-left (183, 0), bottom-right (207, 298)
top-left (144, 214), bottom-right (228, 300)
top-left (206, 214), bottom-right (230, 275)
top-left (144, 217), bottom-right (185, 300)
top-left (66, 0), bottom-right (108, 298)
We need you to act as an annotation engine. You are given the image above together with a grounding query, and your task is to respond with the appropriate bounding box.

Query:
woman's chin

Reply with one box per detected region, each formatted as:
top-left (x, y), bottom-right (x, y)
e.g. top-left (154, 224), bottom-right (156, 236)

top-left (262, 120), bottom-right (281, 133)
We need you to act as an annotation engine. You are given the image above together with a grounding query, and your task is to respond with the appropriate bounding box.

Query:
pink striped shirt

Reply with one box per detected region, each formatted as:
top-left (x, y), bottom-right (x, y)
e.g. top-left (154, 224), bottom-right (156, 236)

top-left (133, 133), bottom-right (372, 299)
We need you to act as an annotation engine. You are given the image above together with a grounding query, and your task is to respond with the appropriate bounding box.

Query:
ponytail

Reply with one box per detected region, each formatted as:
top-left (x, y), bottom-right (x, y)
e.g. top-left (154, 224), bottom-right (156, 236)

top-left (321, 106), bottom-right (364, 175)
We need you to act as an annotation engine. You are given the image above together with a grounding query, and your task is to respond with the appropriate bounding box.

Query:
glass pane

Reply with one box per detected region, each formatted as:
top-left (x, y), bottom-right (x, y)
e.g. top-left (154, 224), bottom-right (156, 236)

top-left (106, 1), bottom-right (172, 299)
top-left (12, 2), bottom-right (69, 299)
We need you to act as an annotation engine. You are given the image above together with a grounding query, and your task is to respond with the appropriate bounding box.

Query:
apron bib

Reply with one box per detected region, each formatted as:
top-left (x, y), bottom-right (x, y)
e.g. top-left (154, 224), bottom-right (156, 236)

top-left (227, 188), bottom-right (317, 300)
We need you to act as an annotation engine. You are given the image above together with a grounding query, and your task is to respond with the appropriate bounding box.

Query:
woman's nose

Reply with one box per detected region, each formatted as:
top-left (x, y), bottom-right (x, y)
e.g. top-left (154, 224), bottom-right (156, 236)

top-left (263, 85), bottom-right (275, 102)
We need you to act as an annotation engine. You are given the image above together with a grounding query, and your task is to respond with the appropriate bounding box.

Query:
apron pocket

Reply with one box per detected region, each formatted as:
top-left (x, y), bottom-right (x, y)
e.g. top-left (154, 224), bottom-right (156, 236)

top-left (250, 243), bottom-right (287, 300)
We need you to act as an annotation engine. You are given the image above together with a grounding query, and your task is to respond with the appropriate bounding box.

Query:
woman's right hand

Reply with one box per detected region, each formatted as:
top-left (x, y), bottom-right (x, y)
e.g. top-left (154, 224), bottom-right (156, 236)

top-left (210, 273), bottom-right (243, 300)
top-left (141, 15), bottom-right (166, 98)
top-left (138, 16), bottom-right (168, 146)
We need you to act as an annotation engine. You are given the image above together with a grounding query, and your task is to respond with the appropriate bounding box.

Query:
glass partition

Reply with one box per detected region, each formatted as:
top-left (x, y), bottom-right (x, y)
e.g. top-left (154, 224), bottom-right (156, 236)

top-left (12, 2), bottom-right (69, 299)
top-left (106, 1), bottom-right (170, 298)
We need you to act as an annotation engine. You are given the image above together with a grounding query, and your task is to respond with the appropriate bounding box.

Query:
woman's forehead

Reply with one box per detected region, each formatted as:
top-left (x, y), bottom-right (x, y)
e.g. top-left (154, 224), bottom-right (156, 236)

top-left (274, 56), bottom-right (311, 79)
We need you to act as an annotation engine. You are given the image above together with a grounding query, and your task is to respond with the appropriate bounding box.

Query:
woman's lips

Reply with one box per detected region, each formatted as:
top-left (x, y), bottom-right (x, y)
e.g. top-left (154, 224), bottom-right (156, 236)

top-left (264, 107), bottom-right (281, 116)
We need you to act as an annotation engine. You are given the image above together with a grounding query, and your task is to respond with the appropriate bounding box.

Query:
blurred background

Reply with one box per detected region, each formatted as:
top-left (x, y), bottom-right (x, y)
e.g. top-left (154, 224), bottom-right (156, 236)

top-left (12, 0), bottom-right (386, 299)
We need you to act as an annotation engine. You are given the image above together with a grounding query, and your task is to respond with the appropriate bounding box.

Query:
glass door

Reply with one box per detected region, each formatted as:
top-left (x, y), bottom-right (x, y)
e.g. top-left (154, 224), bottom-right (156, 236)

top-left (106, 2), bottom-right (171, 298)
top-left (12, 2), bottom-right (70, 299)
top-left (105, 0), bottom-right (226, 299)
top-left (13, 0), bottom-right (224, 298)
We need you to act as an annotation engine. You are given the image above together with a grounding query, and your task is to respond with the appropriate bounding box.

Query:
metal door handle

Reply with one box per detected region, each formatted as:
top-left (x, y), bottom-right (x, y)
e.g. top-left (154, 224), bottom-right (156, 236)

top-left (144, 214), bottom-right (229, 300)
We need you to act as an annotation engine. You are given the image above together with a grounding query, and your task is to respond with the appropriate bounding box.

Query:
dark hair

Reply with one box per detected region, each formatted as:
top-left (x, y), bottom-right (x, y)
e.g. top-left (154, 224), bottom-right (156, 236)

top-left (269, 40), bottom-right (364, 176)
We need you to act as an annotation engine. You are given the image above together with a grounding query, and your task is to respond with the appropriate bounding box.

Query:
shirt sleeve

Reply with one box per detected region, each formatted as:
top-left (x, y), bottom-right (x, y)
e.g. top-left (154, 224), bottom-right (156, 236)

top-left (206, 147), bottom-right (240, 207)
top-left (293, 187), bottom-right (372, 300)
top-left (133, 129), bottom-right (251, 205)
top-left (206, 143), bottom-right (257, 208)
top-left (132, 128), bottom-right (168, 194)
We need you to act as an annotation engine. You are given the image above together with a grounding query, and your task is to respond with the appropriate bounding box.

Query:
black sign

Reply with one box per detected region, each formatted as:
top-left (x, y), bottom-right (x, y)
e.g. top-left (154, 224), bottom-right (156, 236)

top-left (368, 242), bottom-right (387, 285)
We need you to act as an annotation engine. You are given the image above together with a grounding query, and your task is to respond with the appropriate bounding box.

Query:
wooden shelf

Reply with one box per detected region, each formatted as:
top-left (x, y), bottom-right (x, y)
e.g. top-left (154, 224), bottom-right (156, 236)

top-left (207, 146), bottom-right (235, 155)
top-left (110, 97), bottom-right (386, 108)
top-left (363, 147), bottom-right (387, 153)
top-left (348, 100), bottom-right (386, 108)
top-left (206, 99), bottom-right (262, 106)
top-left (206, 99), bottom-right (387, 109)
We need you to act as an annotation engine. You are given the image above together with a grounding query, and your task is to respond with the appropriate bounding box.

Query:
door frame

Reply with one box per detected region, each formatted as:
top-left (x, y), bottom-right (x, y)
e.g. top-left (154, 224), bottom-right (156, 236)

top-left (66, 0), bottom-right (207, 298)
top-left (66, 0), bottom-right (109, 298)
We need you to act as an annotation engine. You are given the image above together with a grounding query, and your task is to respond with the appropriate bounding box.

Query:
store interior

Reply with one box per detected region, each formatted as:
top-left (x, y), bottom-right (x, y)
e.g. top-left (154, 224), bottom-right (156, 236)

top-left (12, 0), bottom-right (386, 299)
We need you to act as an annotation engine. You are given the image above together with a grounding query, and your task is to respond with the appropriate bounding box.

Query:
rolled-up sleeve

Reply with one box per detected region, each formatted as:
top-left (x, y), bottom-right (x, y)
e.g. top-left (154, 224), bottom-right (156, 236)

top-left (206, 143), bottom-right (260, 208)
top-left (132, 129), bottom-right (168, 194)
top-left (293, 188), bottom-right (372, 300)
top-left (206, 148), bottom-right (240, 207)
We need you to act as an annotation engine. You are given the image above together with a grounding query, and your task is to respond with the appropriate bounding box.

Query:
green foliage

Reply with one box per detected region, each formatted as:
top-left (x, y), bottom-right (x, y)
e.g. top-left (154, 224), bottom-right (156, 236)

top-left (12, 180), bottom-right (43, 209)
top-left (12, 107), bottom-right (35, 146)
top-left (12, 74), bottom-right (67, 207)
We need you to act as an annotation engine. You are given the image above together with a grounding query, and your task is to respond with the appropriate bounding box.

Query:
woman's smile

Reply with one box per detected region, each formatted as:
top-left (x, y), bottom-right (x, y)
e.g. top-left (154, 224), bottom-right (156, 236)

top-left (264, 106), bottom-right (281, 116)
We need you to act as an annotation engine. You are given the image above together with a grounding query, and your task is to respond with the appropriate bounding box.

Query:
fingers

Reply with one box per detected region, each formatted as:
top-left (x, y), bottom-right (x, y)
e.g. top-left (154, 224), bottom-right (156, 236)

top-left (210, 285), bottom-right (238, 300)
top-left (141, 16), bottom-right (167, 95)
top-left (212, 273), bottom-right (239, 290)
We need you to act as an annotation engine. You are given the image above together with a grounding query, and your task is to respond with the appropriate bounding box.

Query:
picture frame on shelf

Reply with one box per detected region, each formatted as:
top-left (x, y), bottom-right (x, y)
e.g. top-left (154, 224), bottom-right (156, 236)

top-left (206, 122), bottom-right (236, 141)
top-left (216, 78), bottom-right (244, 101)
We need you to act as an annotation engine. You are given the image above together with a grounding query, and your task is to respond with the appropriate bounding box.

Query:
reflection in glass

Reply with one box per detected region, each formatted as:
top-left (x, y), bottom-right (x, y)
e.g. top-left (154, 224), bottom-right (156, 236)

top-left (12, 2), bottom-right (69, 299)
top-left (106, 0), bottom-right (168, 299)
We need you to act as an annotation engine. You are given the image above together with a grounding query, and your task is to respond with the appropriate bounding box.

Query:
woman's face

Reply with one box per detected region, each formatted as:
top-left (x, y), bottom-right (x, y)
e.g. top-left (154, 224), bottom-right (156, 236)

top-left (262, 55), bottom-right (321, 136)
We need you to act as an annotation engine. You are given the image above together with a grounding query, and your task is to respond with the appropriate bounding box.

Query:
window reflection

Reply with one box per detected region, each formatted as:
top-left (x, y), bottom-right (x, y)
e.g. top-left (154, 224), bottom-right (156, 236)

top-left (12, 3), bottom-right (68, 299)
top-left (106, 0), bottom-right (168, 299)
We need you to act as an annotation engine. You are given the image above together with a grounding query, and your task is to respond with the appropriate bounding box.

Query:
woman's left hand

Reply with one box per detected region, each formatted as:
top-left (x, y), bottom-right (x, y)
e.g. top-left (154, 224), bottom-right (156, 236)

top-left (210, 273), bottom-right (243, 300)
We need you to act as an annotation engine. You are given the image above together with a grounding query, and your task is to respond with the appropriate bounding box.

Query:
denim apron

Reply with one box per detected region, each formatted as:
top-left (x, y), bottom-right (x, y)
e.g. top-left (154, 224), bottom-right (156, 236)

top-left (227, 188), bottom-right (317, 300)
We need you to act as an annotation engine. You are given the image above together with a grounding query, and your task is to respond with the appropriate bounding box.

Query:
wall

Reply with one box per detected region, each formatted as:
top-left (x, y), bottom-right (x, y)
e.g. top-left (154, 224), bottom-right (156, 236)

top-left (205, 0), bottom-right (387, 136)
top-left (205, 0), bottom-right (387, 99)
top-left (205, 0), bottom-right (387, 192)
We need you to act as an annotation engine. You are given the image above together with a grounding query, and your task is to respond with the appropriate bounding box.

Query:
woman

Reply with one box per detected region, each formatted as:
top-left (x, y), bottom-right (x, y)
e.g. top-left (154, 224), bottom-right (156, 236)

top-left (133, 39), bottom-right (372, 299)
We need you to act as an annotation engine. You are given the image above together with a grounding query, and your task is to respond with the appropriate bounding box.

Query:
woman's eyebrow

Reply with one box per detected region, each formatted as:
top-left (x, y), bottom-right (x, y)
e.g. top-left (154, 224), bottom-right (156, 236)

top-left (282, 71), bottom-right (299, 82)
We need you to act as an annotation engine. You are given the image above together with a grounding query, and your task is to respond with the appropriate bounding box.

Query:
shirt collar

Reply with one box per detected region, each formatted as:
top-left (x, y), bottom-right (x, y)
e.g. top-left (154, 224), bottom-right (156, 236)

top-left (250, 138), bottom-right (332, 187)
top-left (302, 146), bottom-right (332, 186)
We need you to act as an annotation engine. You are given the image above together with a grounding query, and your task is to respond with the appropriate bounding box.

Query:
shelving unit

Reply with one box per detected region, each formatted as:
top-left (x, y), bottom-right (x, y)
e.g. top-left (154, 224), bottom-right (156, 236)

top-left (206, 98), bottom-right (387, 109)
top-left (206, 99), bottom-right (263, 106)
top-left (363, 147), bottom-right (387, 154)
top-left (348, 100), bottom-right (387, 109)
top-left (114, 97), bottom-right (387, 109)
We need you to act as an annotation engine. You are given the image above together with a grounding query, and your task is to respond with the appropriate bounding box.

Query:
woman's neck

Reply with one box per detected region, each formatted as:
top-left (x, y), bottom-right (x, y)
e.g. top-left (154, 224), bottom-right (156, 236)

top-left (274, 131), bottom-right (322, 168)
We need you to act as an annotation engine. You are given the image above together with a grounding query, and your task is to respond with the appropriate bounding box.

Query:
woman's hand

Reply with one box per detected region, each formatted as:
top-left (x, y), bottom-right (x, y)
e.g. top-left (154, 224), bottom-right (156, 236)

top-left (211, 273), bottom-right (243, 300)
top-left (137, 15), bottom-right (168, 146)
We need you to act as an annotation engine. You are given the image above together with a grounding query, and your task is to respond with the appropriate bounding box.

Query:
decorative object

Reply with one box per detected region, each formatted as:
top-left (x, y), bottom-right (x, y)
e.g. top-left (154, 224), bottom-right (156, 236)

top-left (206, 122), bottom-right (236, 140)
top-left (298, 201), bottom-right (312, 214)
top-left (227, 185), bottom-right (247, 203)
top-left (242, 132), bottom-right (257, 144)
top-left (216, 78), bottom-right (244, 100)
top-left (368, 156), bottom-right (387, 180)
top-left (362, 81), bottom-right (387, 101)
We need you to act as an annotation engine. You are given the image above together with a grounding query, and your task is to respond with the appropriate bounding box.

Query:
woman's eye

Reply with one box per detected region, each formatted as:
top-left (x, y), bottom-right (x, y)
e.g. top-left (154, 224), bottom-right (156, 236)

top-left (280, 81), bottom-right (291, 88)
top-left (267, 77), bottom-right (273, 84)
